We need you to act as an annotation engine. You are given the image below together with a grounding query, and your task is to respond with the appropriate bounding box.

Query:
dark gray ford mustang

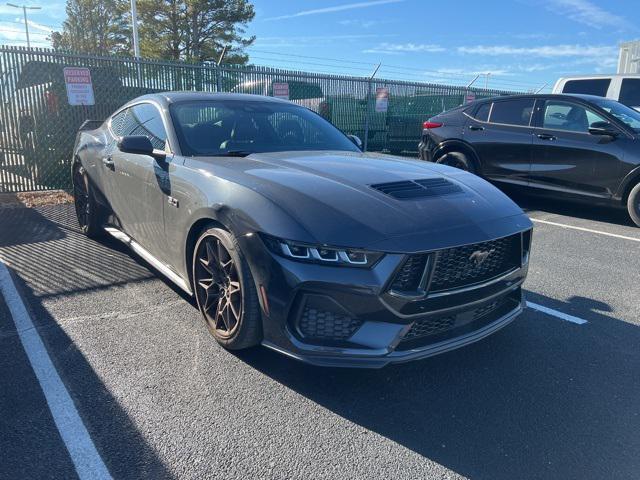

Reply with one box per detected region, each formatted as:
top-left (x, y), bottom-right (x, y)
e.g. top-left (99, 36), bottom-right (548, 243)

top-left (72, 92), bottom-right (533, 367)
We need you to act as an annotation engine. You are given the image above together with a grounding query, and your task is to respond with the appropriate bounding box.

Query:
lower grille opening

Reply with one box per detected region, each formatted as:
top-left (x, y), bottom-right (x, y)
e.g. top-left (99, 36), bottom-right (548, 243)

top-left (389, 254), bottom-right (429, 294)
top-left (291, 294), bottom-right (363, 344)
top-left (396, 288), bottom-right (521, 350)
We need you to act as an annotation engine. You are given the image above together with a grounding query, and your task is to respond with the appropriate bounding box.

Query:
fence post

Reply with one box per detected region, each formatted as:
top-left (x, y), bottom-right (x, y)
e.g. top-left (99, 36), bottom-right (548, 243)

top-left (363, 63), bottom-right (380, 152)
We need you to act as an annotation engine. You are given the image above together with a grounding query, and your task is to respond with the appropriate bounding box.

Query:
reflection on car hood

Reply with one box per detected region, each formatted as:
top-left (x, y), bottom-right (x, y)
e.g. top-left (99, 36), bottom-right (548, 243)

top-left (200, 150), bottom-right (531, 251)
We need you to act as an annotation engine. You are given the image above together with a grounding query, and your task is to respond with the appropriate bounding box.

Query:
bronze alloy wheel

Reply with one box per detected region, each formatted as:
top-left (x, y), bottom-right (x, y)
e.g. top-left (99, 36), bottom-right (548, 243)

top-left (194, 233), bottom-right (243, 338)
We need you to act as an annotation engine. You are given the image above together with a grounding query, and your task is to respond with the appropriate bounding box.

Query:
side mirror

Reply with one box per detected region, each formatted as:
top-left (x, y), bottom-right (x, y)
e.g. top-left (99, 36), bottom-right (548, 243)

top-left (347, 134), bottom-right (363, 150)
top-left (588, 121), bottom-right (618, 137)
top-left (118, 135), bottom-right (163, 157)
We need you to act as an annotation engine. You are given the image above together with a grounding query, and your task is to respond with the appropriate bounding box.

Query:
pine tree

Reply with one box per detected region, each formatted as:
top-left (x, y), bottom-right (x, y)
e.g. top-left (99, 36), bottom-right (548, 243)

top-left (137, 0), bottom-right (255, 63)
top-left (50, 0), bottom-right (130, 55)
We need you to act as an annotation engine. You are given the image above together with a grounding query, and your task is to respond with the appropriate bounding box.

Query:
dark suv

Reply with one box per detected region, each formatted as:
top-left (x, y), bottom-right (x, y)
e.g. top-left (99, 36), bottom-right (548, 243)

top-left (418, 94), bottom-right (640, 226)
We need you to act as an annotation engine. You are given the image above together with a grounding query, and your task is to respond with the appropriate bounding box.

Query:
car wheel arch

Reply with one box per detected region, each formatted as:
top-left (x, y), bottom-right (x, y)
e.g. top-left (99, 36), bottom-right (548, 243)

top-left (433, 141), bottom-right (481, 172)
top-left (184, 215), bottom-right (230, 293)
top-left (617, 166), bottom-right (640, 205)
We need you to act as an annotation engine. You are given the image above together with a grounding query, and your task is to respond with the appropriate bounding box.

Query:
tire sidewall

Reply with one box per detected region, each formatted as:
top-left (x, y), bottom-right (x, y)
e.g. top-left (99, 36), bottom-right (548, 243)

top-left (436, 151), bottom-right (476, 174)
top-left (627, 183), bottom-right (640, 227)
top-left (72, 163), bottom-right (102, 238)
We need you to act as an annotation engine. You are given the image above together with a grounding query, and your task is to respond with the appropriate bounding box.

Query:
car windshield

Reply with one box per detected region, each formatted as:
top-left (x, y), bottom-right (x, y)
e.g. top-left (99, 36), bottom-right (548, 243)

top-left (170, 100), bottom-right (360, 156)
top-left (589, 97), bottom-right (640, 132)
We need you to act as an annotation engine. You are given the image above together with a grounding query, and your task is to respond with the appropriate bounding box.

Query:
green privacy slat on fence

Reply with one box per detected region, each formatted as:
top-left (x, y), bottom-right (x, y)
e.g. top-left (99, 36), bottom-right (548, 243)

top-left (0, 46), bottom-right (516, 193)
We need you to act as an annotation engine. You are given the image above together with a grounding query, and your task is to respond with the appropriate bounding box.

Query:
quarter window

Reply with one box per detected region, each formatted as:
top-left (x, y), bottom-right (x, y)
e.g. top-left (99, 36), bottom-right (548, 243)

top-left (489, 98), bottom-right (534, 126)
top-left (121, 103), bottom-right (167, 150)
top-left (541, 100), bottom-right (606, 133)
top-left (473, 103), bottom-right (491, 122)
top-left (619, 79), bottom-right (640, 109)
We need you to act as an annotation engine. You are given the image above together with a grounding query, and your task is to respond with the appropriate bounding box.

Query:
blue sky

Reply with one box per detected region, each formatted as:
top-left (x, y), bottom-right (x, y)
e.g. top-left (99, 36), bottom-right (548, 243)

top-left (0, 0), bottom-right (637, 91)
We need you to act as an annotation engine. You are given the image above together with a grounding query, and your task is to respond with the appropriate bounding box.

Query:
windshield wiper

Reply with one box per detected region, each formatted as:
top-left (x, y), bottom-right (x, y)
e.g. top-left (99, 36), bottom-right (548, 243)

top-left (217, 150), bottom-right (253, 157)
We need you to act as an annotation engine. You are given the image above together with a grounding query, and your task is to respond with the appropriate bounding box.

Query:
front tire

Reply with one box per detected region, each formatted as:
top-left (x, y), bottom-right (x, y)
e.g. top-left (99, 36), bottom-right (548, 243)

top-left (627, 183), bottom-right (640, 227)
top-left (192, 227), bottom-right (262, 350)
top-left (72, 164), bottom-right (103, 238)
top-left (435, 151), bottom-right (476, 173)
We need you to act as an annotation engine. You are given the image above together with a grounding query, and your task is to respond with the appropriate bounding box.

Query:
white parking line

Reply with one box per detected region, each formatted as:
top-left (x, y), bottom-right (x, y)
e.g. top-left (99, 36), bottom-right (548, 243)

top-left (0, 262), bottom-right (111, 480)
top-left (526, 301), bottom-right (588, 325)
top-left (530, 218), bottom-right (640, 243)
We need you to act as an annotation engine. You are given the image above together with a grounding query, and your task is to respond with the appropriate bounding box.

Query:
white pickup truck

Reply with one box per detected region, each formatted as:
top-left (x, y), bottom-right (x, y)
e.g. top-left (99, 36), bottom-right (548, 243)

top-left (552, 74), bottom-right (640, 111)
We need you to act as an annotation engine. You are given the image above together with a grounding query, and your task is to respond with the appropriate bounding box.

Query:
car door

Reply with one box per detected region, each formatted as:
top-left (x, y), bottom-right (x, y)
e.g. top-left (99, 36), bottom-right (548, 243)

top-left (464, 97), bottom-right (534, 184)
top-left (529, 98), bottom-right (624, 197)
top-left (106, 102), bottom-right (170, 258)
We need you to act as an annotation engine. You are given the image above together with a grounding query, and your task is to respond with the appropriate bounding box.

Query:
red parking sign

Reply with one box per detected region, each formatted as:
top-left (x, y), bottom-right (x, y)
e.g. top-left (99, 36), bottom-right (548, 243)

top-left (63, 67), bottom-right (95, 106)
top-left (273, 82), bottom-right (289, 100)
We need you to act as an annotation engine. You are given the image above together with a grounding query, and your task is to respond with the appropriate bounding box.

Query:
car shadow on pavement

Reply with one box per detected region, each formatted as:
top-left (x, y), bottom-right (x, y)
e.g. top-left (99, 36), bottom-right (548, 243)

top-left (0, 204), bottom-right (67, 247)
top-left (0, 204), bottom-right (158, 300)
top-left (238, 290), bottom-right (640, 480)
top-left (0, 205), bottom-right (174, 479)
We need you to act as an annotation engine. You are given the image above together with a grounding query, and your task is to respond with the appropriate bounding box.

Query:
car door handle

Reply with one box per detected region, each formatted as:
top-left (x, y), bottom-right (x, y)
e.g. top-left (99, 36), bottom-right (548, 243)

top-left (536, 133), bottom-right (557, 141)
top-left (468, 125), bottom-right (484, 131)
top-left (102, 157), bottom-right (114, 169)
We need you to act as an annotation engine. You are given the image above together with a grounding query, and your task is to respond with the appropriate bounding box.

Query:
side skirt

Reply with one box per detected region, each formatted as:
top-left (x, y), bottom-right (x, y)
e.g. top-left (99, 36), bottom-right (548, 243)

top-left (104, 227), bottom-right (193, 296)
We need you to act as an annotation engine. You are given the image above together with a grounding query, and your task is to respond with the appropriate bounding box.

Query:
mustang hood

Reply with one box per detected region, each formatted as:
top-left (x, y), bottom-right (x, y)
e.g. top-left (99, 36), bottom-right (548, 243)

top-left (213, 151), bottom-right (531, 252)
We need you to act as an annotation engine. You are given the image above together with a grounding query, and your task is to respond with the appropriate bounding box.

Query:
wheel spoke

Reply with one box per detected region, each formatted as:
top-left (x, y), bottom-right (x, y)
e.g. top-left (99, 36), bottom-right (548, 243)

top-left (204, 289), bottom-right (220, 312)
top-left (228, 296), bottom-right (241, 320)
top-left (228, 281), bottom-right (240, 294)
top-left (198, 278), bottom-right (213, 290)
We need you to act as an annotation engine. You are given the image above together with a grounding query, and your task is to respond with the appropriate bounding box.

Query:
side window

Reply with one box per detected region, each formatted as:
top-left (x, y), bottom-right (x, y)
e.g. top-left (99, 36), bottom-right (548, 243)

top-left (541, 100), bottom-right (606, 133)
top-left (562, 79), bottom-right (611, 97)
top-left (473, 103), bottom-right (491, 122)
top-left (619, 79), bottom-right (640, 109)
top-left (122, 103), bottom-right (167, 150)
top-left (489, 98), bottom-right (534, 126)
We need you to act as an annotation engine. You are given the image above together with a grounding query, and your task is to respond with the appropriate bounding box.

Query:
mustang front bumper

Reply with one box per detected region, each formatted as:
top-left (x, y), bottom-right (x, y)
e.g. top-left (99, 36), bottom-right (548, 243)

top-left (239, 228), bottom-right (531, 368)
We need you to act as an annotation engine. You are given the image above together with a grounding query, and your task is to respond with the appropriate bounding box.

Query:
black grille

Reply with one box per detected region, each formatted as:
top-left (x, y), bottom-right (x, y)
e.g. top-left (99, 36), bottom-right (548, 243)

top-left (390, 254), bottom-right (428, 293)
top-left (402, 315), bottom-right (455, 340)
top-left (371, 178), bottom-right (462, 200)
top-left (398, 289), bottom-right (520, 348)
top-left (298, 306), bottom-right (361, 341)
top-left (429, 234), bottom-right (521, 292)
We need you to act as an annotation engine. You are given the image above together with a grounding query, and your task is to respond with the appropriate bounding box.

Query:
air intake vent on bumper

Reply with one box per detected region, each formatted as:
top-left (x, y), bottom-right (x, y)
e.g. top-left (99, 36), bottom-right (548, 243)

top-left (370, 178), bottom-right (462, 200)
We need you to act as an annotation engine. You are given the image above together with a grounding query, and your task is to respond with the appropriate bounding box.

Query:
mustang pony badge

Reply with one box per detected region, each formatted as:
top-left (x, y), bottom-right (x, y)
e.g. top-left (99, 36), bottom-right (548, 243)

top-left (469, 249), bottom-right (495, 267)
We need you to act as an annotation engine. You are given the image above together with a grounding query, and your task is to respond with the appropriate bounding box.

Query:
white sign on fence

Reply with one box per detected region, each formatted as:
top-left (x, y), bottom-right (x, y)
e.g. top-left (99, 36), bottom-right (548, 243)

top-left (273, 82), bottom-right (289, 100)
top-left (63, 67), bottom-right (95, 106)
top-left (465, 92), bottom-right (476, 104)
top-left (375, 87), bottom-right (389, 112)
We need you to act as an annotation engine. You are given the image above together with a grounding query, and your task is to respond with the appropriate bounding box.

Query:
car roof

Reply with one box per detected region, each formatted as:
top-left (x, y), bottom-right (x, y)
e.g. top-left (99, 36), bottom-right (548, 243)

top-left (123, 91), bottom-right (292, 109)
top-left (468, 93), bottom-right (613, 106)
top-left (557, 74), bottom-right (640, 79)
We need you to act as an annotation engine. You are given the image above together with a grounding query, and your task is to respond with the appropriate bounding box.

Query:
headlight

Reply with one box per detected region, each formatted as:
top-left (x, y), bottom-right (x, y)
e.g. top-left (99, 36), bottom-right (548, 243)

top-left (260, 234), bottom-right (384, 268)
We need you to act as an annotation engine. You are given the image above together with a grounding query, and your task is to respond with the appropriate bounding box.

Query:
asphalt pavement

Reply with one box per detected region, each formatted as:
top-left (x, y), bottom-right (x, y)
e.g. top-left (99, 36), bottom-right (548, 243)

top-left (0, 195), bottom-right (639, 480)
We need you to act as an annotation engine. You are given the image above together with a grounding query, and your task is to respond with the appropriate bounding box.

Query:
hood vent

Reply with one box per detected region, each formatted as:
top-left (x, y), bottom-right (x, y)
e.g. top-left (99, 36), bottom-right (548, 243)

top-left (370, 178), bottom-right (462, 200)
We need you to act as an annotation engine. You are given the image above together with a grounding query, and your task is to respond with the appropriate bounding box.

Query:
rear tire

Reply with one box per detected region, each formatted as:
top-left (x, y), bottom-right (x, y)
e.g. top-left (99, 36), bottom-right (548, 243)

top-left (192, 227), bottom-right (262, 350)
top-left (72, 164), bottom-right (103, 238)
top-left (627, 183), bottom-right (640, 227)
top-left (435, 151), bottom-right (476, 174)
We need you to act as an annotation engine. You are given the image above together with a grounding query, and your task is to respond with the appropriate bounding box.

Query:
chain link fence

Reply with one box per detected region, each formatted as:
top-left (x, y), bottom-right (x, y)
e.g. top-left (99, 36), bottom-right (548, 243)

top-left (0, 46), bottom-right (516, 193)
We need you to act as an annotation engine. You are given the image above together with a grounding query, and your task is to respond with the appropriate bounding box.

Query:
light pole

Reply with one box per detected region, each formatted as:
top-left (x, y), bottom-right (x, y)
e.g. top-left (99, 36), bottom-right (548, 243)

top-left (130, 0), bottom-right (140, 57)
top-left (6, 3), bottom-right (41, 48)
